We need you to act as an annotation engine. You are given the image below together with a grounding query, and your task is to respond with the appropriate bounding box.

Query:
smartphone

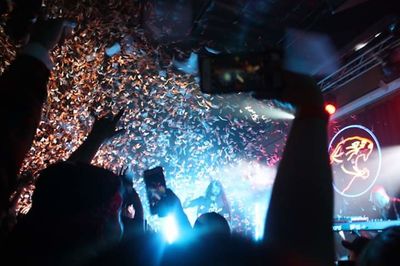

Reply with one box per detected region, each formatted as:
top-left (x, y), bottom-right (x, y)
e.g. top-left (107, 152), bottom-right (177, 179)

top-left (143, 166), bottom-right (167, 215)
top-left (199, 51), bottom-right (283, 98)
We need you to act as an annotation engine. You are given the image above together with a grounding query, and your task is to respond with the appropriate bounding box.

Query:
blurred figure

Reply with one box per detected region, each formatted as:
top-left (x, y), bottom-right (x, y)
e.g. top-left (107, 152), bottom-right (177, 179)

top-left (359, 226), bottom-right (400, 266)
top-left (341, 236), bottom-right (371, 264)
top-left (370, 185), bottom-right (391, 219)
top-left (118, 169), bottom-right (145, 239)
top-left (184, 180), bottom-right (231, 222)
top-left (370, 185), bottom-right (400, 220)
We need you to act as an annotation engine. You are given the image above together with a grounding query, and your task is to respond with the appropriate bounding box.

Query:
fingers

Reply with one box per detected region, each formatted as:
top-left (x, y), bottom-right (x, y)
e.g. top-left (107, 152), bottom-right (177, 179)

top-left (89, 109), bottom-right (126, 140)
top-left (118, 166), bottom-right (128, 176)
top-left (113, 109), bottom-right (125, 124)
top-left (122, 166), bottom-right (128, 175)
top-left (94, 109), bottom-right (124, 123)
top-left (110, 110), bottom-right (125, 137)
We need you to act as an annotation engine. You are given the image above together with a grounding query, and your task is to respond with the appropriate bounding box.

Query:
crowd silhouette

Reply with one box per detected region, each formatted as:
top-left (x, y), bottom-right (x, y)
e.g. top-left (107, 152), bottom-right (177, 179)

top-left (0, 17), bottom-right (399, 266)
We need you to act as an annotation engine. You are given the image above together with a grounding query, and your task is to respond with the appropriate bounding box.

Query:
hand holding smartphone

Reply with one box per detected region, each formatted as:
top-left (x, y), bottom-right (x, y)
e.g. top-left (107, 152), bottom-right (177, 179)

top-left (198, 29), bottom-right (339, 99)
top-left (198, 51), bottom-right (284, 99)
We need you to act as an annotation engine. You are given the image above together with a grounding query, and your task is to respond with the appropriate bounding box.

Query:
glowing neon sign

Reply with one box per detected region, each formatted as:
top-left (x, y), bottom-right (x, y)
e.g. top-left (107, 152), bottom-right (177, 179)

top-left (329, 125), bottom-right (382, 197)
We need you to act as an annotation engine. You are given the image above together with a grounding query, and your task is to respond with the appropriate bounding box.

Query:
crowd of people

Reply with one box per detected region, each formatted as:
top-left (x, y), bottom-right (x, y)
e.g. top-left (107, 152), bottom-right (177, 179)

top-left (0, 11), bottom-right (400, 266)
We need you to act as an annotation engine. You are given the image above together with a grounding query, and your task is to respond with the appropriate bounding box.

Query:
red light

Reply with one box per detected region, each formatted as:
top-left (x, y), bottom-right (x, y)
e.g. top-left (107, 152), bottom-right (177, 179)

top-left (325, 104), bottom-right (336, 115)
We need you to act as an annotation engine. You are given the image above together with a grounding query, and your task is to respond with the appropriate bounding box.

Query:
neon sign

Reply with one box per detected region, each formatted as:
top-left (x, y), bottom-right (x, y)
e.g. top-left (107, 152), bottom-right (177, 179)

top-left (329, 125), bottom-right (382, 197)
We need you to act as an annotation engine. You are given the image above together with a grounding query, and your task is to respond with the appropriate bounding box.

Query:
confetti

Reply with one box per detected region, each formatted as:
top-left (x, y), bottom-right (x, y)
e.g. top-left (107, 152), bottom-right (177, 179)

top-left (0, 0), bottom-right (291, 237)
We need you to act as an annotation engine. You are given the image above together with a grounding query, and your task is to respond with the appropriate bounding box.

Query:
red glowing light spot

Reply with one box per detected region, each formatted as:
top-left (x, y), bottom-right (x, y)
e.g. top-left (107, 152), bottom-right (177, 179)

top-left (325, 104), bottom-right (336, 115)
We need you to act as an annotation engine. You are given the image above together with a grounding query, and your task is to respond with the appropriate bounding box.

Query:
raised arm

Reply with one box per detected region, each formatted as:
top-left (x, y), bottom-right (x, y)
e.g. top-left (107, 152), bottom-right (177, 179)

top-left (183, 196), bottom-right (205, 208)
top-left (0, 20), bottom-right (69, 219)
top-left (264, 72), bottom-right (334, 265)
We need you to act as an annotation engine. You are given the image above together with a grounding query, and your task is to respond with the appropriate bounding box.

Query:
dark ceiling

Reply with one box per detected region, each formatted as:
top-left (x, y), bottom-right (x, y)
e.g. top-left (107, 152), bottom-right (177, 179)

top-left (312, 0), bottom-right (400, 49)
top-left (142, 0), bottom-right (399, 53)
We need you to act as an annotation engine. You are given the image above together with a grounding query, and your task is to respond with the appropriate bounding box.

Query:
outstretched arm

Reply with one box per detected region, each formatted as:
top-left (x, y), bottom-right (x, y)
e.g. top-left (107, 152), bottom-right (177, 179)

top-left (0, 19), bottom-right (70, 219)
top-left (183, 197), bottom-right (205, 208)
top-left (68, 110), bottom-right (125, 163)
top-left (264, 72), bottom-right (334, 265)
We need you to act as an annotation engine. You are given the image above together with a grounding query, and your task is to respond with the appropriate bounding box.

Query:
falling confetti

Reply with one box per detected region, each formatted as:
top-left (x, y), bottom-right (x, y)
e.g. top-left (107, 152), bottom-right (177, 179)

top-left (0, 0), bottom-right (291, 237)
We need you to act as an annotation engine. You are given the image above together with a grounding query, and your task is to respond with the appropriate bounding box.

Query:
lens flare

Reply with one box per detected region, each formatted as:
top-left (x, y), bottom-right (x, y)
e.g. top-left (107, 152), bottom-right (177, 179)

top-left (163, 214), bottom-right (179, 244)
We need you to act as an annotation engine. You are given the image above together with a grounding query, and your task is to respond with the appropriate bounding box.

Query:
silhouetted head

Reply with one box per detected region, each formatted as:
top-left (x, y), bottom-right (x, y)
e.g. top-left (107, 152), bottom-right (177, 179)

top-left (30, 161), bottom-right (123, 241)
top-left (359, 226), bottom-right (400, 266)
top-left (7, 162), bottom-right (124, 266)
top-left (193, 212), bottom-right (230, 238)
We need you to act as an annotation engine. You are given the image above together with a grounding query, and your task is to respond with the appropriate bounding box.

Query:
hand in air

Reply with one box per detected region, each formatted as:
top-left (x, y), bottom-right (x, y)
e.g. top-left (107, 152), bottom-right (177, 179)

top-left (90, 109), bottom-right (126, 142)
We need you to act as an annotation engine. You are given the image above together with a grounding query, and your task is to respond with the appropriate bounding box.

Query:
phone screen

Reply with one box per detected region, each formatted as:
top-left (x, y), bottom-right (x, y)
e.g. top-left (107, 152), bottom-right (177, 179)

top-left (143, 166), bottom-right (166, 215)
top-left (199, 52), bottom-right (283, 98)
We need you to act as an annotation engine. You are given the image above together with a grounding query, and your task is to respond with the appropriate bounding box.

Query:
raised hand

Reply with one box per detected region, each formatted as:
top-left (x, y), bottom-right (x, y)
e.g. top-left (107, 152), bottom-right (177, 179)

top-left (89, 109), bottom-right (125, 142)
top-left (68, 110), bottom-right (125, 163)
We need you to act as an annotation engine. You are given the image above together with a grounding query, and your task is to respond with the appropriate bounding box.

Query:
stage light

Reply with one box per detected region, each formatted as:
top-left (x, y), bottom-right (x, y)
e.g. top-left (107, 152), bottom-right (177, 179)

top-left (162, 214), bottom-right (179, 244)
top-left (254, 203), bottom-right (265, 241)
top-left (325, 103), bottom-right (336, 115)
top-left (354, 42), bottom-right (367, 51)
top-left (324, 93), bottom-right (337, 116)
top-left (238, 96), bottom-right (295, 121)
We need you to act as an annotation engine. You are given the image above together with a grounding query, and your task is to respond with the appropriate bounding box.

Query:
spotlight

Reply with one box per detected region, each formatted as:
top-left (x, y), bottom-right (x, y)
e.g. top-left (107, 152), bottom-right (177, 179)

top-left (354, 42), bottom-right (368, 51)
top-left (254, 203), bottom-right (264, 241)
top-left (324, 93), bottom-right (337, 116)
